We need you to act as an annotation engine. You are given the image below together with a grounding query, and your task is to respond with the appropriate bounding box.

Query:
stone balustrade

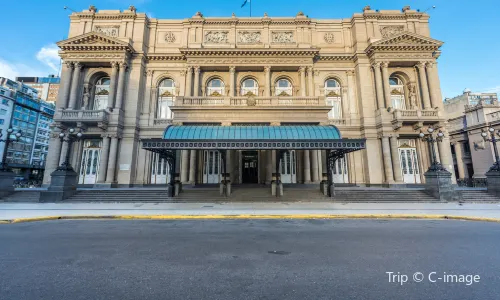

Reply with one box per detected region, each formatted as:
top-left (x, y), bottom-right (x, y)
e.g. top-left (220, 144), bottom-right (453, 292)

top-left (391, 109), bottom-right (442, 130)
top-left (487, 111), bottom-right (500, 123)
top-left (175, 96), bottom-right (324, 107)
top-left (58, 109), bottom-right (110, 124)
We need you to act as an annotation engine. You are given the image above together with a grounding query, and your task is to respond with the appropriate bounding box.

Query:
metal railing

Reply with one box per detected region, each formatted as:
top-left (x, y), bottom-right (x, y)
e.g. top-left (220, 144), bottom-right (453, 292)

top-left (457, 178), bottom-right (488, 188)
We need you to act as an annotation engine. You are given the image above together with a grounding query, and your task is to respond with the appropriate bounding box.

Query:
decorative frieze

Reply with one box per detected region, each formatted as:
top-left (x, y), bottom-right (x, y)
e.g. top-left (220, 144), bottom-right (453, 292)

top-left (164, 32), bottom-right (176, 43)
top-left (94, 25), bottom-right (119, 37)
top-left (323, 32), bottom-right (335, 44)
top-left (204, 31), bottom-right (229, 44)
top-left (238, 31), bottom-right (261, 44)
top-left (271, 31), bottom-right (294, 44)
top-left (380, 25), bottom-right (404, 38)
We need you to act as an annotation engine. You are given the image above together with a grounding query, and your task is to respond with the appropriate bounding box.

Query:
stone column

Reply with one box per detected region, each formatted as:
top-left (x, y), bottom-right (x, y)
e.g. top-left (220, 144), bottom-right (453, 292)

top-left (266, 150), bottom-right (272, 184)
top-left (311, 150), bottom-right (319, 182)
top-left (299, 67), bottom-right (306, 97)
top-left (381, 62), bottom-right (391, 108)
top-left (372, 63), bottom-right (384, 109)
top-left (189, 150), bottom-right (197, 184)
top-left (96, 135), bottom-right (110, 183)
top-left (438, 135), bottom-right (456, 183)
top-left (341, 87), bottom-right (349, 119)
top-left (105, 136), bottom-right (119, 184)
top-left (390, 135), bottom-right (404, 183)
top-left (454, 142), bottom-right (466, 179)
top-left (42, 133), bottom-right (63, 185)
top-left (346, 70), bottom-right (357, 116)
top-left (426, 62), bottom-right (440, 109)
top-left (107, 62), bottom-right (119, 110)
top-left (307, 67), bottom-right (314, 96)
top-left (381, 136), bottom-right (394, 184)
top-left (185, 67), bottom-right (193, 96)
top-left (58, 62), bottom-right (74, 109)
top-left (181, 150), bottom-right (189, 183)
top-left (229, 66), bottom-right (236, 97)
top-left (59, 140), bottom-right (69, 166)
top-left (193, 66), bottom-right (200, 97)
top-left (264, 66), bottom-right (271, 97)
top-left (67, 62), bottom-right (83, 109)
top-left (303, 150), bottom-right (311, 183)
top-left (114, 62), bottom-right (127, 110)
top-left (417, 62), bottom-right (431, 109)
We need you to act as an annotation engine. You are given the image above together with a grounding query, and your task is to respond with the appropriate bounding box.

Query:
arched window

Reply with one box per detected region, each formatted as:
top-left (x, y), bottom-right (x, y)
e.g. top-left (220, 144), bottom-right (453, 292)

top-left (389, 76), bottom-right (406, 110)
top-left (206, 78), bottom-right (225, 96)
top-left (93, 77), bottom-right (110, 110)
top-left (324, 79), bottom-right (342, 119)
top-left (157, 79), bottom-right (175, 119)
top-left (241, 78), bottom-right (259, 96)
top-left (275, 78), bottom-right (293, 96)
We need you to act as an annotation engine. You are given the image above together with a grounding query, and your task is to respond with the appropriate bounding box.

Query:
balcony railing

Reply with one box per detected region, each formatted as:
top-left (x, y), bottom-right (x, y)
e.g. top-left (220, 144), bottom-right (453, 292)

top-left (487, 111), bottom-right (500, 123)
top-left (391, 109), bottom-right (441, 129)
top-left (174, 96), bottom-right (324, 107)
top-left (59, 109), bottom-right (110, 124)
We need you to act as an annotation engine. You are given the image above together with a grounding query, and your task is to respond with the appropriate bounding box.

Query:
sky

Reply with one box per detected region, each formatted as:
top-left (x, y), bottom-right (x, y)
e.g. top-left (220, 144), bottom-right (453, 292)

top-left (0, 0), bottom-right (498, 98)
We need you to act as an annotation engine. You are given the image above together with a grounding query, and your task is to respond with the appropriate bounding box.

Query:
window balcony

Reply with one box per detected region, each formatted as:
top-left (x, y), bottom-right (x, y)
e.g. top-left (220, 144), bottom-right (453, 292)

top-left (174, 96), bottom-right (325, 107)
top-left (58, 109), bottom-right (110, 128)
top-left (391, 109), bottom-right (442, 130)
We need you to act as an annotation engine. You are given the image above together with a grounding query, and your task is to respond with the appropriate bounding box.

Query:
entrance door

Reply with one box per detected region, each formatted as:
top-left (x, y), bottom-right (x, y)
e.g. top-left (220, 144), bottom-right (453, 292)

top-left (151, 153), bottom-right (170, 184)
top-left (399, 148), bottom-right (421, 184)
top-left (331, 156), bottom-right (349, 183)
top-left (242, 151), bottom-right (258, 183)
top-left (280, 150), bottom-right (296, 183)
top-left (78, 140), bottom-right (102, 184)
top-left (203, 150), bottom-right (220, 184)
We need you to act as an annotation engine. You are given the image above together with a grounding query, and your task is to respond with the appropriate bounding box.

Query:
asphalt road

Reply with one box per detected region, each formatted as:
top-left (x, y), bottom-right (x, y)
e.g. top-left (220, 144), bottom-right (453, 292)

top-left (1, 219), bottom-right (500, 300)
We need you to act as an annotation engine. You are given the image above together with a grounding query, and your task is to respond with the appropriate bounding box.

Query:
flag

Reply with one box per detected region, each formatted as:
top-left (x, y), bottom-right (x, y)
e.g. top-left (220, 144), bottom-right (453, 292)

top-left (241, 0), bottom-right (249, 8)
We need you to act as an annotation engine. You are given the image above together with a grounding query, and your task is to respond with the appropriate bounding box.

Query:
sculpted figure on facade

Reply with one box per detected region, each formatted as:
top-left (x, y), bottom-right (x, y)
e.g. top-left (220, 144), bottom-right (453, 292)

top-left (407, 83), bottom-right (418, 109)
top-left (205, 31), bottom-right (229, 44)
top-left (82, 86), bottom-right (90, 110)
top-left (271, 32), bottom-right (294, 44)
top-left (238, 31), bottom-right (261, 44)
top-left (380, 26), bottom-right (405, 38)
top-left (94, 26), bottom-right (119, 37)
top-left (164, 32), bottom-right (176, 43)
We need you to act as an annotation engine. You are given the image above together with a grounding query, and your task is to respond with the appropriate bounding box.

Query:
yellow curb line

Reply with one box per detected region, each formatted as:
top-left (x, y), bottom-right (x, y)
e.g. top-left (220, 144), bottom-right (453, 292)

top-left (1, 214), bottom-right (500, 224)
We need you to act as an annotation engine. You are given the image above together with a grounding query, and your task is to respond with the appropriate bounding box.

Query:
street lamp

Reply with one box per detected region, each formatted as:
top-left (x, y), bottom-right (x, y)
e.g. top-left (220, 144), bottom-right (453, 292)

top-left (419, 126), bottom-right (447, 171)
top-left (57, 128), bottom-right (83, 171)
top-left (481, 127), bottom-right (500, 172)
top-left (0, 128), bottom-right (23, 171)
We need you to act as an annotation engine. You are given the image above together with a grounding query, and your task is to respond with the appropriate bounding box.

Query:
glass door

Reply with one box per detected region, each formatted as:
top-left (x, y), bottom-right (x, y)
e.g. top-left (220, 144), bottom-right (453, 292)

top-left (280, 150), bottom-right (296, 183)
top-left (399, 148), bottom-right (421, 184)
top-left (203, 150), bottom-right (220, 184)
top-left (151, 153), bottom-right (170, 184)
top-left (331, 156), bottom-right (349, 183)
top-left (78, 140), bottom-right (101, 184)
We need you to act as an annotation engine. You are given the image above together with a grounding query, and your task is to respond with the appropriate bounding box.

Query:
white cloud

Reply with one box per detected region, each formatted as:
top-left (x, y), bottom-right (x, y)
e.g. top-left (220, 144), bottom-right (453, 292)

top-left (0, 58), bottom-right (46, 80)
top-left (482, 86), bottom-right (500, 94)
top-left (36, 44), bottom-right (60, 73)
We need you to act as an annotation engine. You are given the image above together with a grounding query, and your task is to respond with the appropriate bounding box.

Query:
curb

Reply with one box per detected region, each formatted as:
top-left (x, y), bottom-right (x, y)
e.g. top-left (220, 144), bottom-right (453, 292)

top-left (1, 214), bottom-right (500, 224)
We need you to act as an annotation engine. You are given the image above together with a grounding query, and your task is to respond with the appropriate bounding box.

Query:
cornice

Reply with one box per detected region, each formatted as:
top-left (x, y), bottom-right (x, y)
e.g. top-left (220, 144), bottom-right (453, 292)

top-left (317, 54), bottom-right (355, 61)
top-left (147, 54), bottom-right (186, 61)
top-left (179, 48), bottom-right (320, 57)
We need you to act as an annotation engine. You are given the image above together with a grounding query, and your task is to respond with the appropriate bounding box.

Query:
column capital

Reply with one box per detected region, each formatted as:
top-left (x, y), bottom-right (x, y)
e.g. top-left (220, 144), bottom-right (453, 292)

top-left (380, 61), bottom-right (389, 68)
top-left (371, 62), bottom-right (382, 69)
top-left (306, 66), bottom-right (314, 73)
top-left (264, 66), bottom-right (271, 73)
top-left (144, 70), bottom-right (153, 77)
top-left (194, 66), bottom-right (201, 73)
top-left (186, 66), bottom-right (193, 73)
top-left (229, 66), bottom-right (236, 73)
top-left (299, 66), bottom-right (306, 73)
top-left (346, 70), bottom-right (355, 76)
top-left (118, 62), bottom-right (128, 70)
top-left (111, 61), bottom-right (120, 69)
top-left (74, 62), bottom-right (84, 69)
top-left (416, 62), bottom-right (427, 69)
top-left (65, 61), bottom-right (74, 69)
top-left (426, 61), bottom-right (437, 68)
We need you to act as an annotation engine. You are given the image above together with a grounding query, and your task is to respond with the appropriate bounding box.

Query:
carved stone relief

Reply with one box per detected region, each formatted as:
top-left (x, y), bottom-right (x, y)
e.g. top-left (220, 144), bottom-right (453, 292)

top-left (204, 31), bottom-right (229, 44)
top-left (94, 25), bottom-right (119, 37)
top-left (164, 32), bottom-right (176, 43)
top-left (271, 31), bottom-right (294, 44)
top-left (238, 31), bottom-right (261, 44)
top-left (323, 32), bottom-right (335, 44)
top-left (380, 26), bottom-right (405, 38)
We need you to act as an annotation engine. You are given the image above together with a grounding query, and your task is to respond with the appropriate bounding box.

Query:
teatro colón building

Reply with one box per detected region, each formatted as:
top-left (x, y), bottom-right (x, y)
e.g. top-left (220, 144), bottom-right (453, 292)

top-left (43, 5), bottom-right (455, 191)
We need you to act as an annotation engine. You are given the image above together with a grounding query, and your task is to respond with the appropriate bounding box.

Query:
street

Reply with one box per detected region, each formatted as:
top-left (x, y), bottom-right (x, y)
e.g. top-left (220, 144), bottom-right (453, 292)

top-left (1, 219), bottom-right (499, 299)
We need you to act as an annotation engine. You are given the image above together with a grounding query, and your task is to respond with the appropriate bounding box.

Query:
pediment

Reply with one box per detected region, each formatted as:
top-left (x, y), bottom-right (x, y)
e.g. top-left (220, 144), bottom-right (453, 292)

top-left (371, 32), bottom-right (443, 47)
top-left (57, 32), bottom-right (134, 52)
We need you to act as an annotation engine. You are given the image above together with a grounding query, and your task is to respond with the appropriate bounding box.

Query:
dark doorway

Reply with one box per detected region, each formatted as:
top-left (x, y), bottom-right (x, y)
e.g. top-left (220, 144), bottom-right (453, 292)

top-left (242, 151), bottom-right (258, 183)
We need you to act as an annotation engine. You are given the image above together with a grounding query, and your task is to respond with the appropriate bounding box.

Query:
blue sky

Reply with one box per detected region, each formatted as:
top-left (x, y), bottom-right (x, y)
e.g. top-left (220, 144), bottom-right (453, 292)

top-left (0, 0), bottom-right (498, 98)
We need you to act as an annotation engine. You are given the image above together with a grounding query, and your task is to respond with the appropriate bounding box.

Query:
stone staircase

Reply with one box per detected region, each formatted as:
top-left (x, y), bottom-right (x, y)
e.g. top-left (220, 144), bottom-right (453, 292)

top-left (0, 191), bottom-right (41, 203)
top-left (460, 190), bottom-right (500, 202)
top-left (332, 189), bottom-right (438, 203)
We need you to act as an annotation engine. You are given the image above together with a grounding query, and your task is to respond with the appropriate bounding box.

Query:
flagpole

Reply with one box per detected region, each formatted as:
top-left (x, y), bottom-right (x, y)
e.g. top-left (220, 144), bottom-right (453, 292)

top-left (250, 0), bottom-right (252, 17)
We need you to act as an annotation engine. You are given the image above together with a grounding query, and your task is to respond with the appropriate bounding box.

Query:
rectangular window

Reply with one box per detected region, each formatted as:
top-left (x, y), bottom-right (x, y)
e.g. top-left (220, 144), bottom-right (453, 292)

top-left (0, 109), bottom-right (7, 115)
top-left (1, 99), bottom-right (8, 105)
top-left (0, 119), bottom-right (4, 125)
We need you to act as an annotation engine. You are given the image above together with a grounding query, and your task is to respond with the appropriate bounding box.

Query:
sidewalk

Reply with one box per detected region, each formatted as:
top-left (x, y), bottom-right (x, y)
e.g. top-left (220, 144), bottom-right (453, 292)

top-left (2, 202), bottom-right (500, 222)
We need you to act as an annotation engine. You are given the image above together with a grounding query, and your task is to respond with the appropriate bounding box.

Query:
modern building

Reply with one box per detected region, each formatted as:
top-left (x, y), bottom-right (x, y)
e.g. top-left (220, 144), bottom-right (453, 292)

top-left (0, 86), bottom-right (16, 161)
top-left (43, 5), bottom-right (455, 189)
top-left (17, 75), bottom-right (61, 104)
top-left (445, 89), bottom-right (499, 183)
top-left (0, 77), bottom-right (55, 180)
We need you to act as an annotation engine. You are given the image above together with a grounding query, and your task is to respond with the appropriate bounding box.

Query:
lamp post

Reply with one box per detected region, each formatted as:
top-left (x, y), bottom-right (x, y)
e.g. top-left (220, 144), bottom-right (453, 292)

top-left (56, 128), bottom-right (83, 171)
top-left (0, 128), bottom-right (23, 171)
top-left (481, 127), bottom-right (500, 172)
top-left (419, 126), bottom-right (447, 172)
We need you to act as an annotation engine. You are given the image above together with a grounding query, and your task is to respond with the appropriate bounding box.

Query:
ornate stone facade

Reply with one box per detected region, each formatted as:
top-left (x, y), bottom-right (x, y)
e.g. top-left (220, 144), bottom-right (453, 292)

top-left (44, 6), bottom-right (454, 188)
